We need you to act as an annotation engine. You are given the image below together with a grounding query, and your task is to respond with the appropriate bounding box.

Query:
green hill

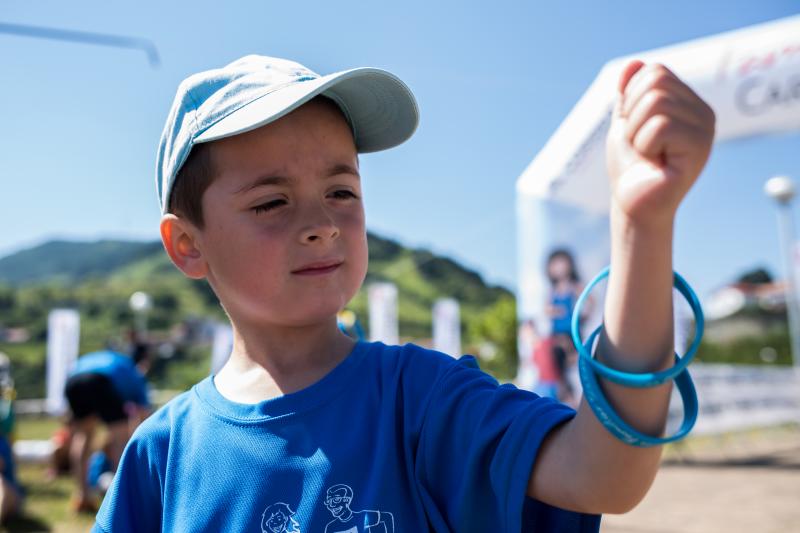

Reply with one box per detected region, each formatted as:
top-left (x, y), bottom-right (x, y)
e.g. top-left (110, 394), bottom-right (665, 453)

top-left (0, 240), bottom-right (163, 285)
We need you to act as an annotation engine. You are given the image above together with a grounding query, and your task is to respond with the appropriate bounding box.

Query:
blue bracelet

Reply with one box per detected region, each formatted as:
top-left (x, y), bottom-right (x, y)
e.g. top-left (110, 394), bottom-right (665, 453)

top-left (571, 266), bottom-right (705, 387)
top-left (578, 326), bottom-right (699, 447)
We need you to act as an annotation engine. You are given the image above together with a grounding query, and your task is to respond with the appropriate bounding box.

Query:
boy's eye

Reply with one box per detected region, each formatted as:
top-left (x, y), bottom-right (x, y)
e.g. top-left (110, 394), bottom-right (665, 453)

top-left (252, 199), bottom-right (286, 214)
top-left (330, 190), bottom-right (358, 200)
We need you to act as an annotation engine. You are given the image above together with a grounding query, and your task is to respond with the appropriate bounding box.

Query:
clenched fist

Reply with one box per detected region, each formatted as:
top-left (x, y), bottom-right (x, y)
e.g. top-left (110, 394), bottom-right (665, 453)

top-left (607, 60), bottom-right (716, 227)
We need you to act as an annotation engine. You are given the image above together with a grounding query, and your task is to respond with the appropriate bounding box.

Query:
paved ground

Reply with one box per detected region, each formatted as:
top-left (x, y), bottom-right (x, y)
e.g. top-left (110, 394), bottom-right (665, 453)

top-left (602, 430), bottom-right (800, 533)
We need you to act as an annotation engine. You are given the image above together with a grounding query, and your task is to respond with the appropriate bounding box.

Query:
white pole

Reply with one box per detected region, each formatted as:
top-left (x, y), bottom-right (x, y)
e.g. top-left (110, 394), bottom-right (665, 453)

top-left (433, 298), bottom-right (461, 357)
top-left (46, 309), bottom-right (80, 415)
top-left (210, 323), bottom-right (233, 374)
top-left (368, 283), bottom-right (399, 345)
top-left (765, 176), bottom-right (800, 370)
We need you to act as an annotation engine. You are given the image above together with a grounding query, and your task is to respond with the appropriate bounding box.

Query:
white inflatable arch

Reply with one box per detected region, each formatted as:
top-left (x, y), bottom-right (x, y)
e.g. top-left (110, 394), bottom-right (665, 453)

top-left (515, 15), bottom-right (800, 387)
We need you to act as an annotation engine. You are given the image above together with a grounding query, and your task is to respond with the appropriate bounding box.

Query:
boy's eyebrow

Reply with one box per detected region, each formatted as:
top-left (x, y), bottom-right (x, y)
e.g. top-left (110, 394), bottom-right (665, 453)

top-left (234, 163), bottom-right (361, 195)
top-left (327, 163), bottom-right (360, 179)
top-left (234, 175), bottom-right (289, 195)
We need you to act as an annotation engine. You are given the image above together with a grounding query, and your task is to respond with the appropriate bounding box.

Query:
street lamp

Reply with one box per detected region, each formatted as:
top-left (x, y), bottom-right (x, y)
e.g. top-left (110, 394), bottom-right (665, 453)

top-left (129, 291), bottom-right (152, 339)
top-left (764, 175), bottom-right (800, 369)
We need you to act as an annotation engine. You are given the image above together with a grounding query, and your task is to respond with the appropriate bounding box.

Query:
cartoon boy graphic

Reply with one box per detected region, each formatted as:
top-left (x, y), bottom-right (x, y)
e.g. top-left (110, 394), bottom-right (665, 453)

top-left (261, 502), bottom-right (301, 533)
top-left (323, 484), bottom-right (394, 533)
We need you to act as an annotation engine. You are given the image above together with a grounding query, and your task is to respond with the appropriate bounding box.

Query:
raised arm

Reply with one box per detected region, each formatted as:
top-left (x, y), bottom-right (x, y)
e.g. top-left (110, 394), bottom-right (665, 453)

top-left (528, 60), bottom-right (715, 514)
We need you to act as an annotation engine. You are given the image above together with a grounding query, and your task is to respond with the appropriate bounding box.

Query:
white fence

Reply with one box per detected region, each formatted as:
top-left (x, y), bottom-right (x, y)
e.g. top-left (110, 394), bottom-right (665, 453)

top-left (668, 364), bottom-right (800, 435)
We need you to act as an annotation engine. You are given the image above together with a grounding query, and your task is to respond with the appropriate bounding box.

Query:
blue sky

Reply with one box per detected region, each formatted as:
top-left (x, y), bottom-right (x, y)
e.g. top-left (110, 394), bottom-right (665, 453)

top-left (1, 1), bottom-right (798, 300)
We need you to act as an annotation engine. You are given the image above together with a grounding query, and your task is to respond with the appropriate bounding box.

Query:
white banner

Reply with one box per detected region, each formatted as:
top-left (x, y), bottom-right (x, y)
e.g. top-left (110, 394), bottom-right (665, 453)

top-left (46, 309), bottom-right (80, 416)
top-left (668, 364), bottom-right (800, 435)
top-left (517, 15), bottom-right (800, 215)
top-left (433, 298), bottom-right (461, 357)
top-left (211, 323), bottom-right (234, 375)
top-left (368, 282), bottom-right (399, 345)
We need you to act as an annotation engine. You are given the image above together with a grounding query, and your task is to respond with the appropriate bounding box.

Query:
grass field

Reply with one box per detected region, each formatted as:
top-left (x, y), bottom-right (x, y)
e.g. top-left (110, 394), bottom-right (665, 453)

top-left (4, 417), bottom-right (95, 533)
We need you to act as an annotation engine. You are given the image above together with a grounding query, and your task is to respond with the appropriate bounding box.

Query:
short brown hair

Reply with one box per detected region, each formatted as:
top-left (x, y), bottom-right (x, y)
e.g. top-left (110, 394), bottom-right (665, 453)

top-left (167, 142), bottom-right (215, 229)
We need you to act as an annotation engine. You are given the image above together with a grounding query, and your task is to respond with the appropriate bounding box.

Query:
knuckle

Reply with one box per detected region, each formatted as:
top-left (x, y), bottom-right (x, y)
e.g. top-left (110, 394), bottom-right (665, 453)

top-left (633, 115), bottom-right (672, 152)
top-left (650, 63), bottom-right (670, 82)
top-left (651, 113), bottom-right (672, 130)
top-left (646, 114), bottom-right (673, 138)
top-left (651, 63), bottom-right (672, 78)
top-left (643, 90), bottom-right (673, 111)
top-left (649, 67), bottom-right (678, 89)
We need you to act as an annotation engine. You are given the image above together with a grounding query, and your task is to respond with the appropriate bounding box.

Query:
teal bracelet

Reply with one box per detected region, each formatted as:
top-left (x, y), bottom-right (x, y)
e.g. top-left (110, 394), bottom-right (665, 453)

top-left (578, 326), bottom-right (699, 446)
top-left (571, 266), bottom-right (705, 388)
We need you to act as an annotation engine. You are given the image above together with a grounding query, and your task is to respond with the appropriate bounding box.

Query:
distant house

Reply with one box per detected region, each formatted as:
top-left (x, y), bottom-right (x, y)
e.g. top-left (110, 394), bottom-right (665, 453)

top-left (704, 279), bottom-right (788, 343)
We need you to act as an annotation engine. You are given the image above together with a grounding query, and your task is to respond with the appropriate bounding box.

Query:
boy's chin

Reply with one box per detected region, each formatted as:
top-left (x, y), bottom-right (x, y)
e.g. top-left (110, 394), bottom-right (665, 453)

top-left (230, 291), bottom-right (357, 329)
top-left (266, 304), bottom-right (349, 329)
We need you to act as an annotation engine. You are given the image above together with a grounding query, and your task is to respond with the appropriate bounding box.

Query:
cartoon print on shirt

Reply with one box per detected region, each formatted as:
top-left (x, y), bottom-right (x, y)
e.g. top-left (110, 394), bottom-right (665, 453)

top-left (261, 502), bottom-right (301, 533)
top-left (323, 484), bottom-right (394, 533)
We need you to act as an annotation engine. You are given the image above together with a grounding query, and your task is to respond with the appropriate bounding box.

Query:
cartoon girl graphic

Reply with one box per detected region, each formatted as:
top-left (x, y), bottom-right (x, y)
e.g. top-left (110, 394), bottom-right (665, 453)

top-left (261, 502), bottom-right (301, 533)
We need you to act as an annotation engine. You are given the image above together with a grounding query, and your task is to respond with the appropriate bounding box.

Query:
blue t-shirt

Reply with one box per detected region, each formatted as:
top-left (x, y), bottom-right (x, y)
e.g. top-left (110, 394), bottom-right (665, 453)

top-left (551, 291), bottom-right (577, 335)
top-left (94, 342), bottom-right (600, 532)
top-left (71, 351), bottom-right (149, 407)
top-left (0, 435), bottom-right (21, 495)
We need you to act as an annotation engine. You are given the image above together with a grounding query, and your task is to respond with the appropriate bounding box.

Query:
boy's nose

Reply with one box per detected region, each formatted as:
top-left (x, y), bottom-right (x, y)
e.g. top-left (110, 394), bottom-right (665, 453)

top-left (300, 222), bottom-right (340, 243)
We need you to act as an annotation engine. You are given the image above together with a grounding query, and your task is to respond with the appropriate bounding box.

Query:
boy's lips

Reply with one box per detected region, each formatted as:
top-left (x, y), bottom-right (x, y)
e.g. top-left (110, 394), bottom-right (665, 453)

top-left (292, 259), bottom-right (344, 275)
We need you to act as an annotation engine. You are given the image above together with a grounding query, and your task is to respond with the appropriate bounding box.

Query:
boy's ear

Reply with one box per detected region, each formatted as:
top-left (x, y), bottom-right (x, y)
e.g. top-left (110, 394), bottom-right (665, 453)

top-left (160, 214), bottom-right (208, 279)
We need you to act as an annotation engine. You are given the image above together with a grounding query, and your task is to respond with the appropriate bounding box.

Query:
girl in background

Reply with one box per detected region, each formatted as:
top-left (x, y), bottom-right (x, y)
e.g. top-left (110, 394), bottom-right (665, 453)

top-left (545, 249), bottom-right (592, 407)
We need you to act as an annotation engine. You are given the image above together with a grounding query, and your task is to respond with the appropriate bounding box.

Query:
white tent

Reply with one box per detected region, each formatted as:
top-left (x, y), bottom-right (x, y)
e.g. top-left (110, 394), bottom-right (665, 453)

top-left (515, 15), bottom-right (800, 388)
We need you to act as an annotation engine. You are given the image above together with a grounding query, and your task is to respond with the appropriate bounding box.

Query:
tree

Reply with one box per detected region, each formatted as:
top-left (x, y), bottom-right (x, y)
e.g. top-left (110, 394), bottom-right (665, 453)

top-left (466, 295), bottom-right (518, 380)
top-left (737, 268), bottom-right (773, 285)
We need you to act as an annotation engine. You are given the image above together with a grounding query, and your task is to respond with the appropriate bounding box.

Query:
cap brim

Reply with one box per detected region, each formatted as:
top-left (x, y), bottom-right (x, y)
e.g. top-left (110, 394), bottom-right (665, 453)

top-left (193, 67), bottom-right (419, 153)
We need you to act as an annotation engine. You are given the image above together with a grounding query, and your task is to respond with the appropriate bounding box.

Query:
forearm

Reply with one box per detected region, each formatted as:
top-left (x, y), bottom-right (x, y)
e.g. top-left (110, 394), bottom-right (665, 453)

top-left (577, 204), bottom-right (677, 510)
top-left (599, 204), bottom-right (675, 428)
top-left (530, 206), bottom-right (677, 514)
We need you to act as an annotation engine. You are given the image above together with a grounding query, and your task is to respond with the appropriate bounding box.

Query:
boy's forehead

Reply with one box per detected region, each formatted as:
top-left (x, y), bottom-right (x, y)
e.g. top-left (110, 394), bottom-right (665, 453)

top-left (208, 100), bottom-right (359, 182)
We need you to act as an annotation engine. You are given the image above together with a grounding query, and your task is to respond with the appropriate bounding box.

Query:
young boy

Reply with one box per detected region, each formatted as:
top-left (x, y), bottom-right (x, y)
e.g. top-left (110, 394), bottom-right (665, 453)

top-left (94, 54), bottom-right (714, 531)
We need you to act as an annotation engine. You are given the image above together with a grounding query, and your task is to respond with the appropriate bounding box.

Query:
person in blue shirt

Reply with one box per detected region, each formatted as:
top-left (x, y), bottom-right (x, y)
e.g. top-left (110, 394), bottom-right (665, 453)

top-left (544, 249), bottom-right (592, 406)
top-left (95, 54), bottom-right (714, 531)
top-left (546, 248), bottom-right (585, 338)
top-left (0, 352), bottom-right (22, 524)
top-left (65, 345), bottom-right (151, 512)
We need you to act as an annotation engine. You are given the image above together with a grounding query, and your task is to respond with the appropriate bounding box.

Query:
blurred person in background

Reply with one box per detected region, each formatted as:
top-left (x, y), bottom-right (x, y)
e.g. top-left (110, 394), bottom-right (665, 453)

top-left (0, 352), bottom-right (22, 523)
top-left (63, 344), bottom-right (152, 513)
top-left (545, 248), bottom-right (590, 339)
top-left (46, 420), bottom-right (73, 481)
top-left (528, 321), bottom-right (560, 400)
top-left (545, 249), bottom-right (591, 407)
